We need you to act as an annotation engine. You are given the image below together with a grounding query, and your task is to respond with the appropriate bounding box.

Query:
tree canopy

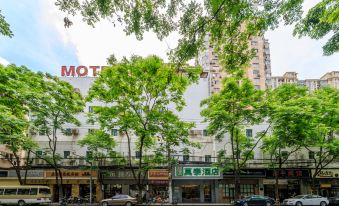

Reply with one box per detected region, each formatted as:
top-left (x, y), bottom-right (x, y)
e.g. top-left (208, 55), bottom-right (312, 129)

top-left (0, 10), bottom-right (13, 37)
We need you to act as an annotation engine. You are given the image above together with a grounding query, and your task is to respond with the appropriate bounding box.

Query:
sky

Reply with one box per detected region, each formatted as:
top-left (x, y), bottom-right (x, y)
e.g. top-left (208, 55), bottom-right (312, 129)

top-left (0, 0), bottom-right (338, 79)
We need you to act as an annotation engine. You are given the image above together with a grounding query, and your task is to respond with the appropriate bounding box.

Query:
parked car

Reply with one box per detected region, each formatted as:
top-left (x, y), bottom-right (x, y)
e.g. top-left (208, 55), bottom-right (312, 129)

top-left (283, 194), bottom-right (329, 206)
top-left (100, 195), bottom-right (137, 206)
top-left (328, 194), bottom-right (339, 206)
top-left (235, 195), bottom-right (275, 206)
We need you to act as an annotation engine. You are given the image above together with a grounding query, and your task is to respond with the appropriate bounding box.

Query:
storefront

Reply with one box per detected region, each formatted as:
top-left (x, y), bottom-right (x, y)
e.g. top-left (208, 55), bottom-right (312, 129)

top-left (40, 170), bottom-right (100, 202)
top-left (147, 169), bottom-right (169, 199)
top-left (264, 169), bottom-right (310, 201)
top-left (220, 169), bottom-right (266, 203)
top-left (102, 169), bottom-right (140, 198)
top-left (312, 169), bottom-right (339, 197)
top-left (172, 165), bottom-right (221, 203)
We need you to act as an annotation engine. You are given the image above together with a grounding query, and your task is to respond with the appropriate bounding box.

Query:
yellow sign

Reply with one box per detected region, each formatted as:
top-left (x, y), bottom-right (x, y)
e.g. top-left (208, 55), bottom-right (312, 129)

top-left (45, 170), bottom-right (97, 179)
top-left (148, 169), bottom-right (169, 180)
top-left (320, 184), bottom-right (331, 188)
top-left (312, 169), bottom-right (339, 178)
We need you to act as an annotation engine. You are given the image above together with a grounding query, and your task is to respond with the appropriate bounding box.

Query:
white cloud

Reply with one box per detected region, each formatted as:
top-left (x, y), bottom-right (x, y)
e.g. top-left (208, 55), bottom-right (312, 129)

top-left (41, 1), bottom-right (180, 67)
top-left (0, 57), bottom-right (10, 66)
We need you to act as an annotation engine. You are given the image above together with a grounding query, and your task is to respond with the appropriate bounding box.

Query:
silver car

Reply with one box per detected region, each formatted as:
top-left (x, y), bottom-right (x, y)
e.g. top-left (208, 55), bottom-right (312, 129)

top-left (283, 195), bottom-right (329, 206)
top-left (101, 195), bottom-right (137, 206)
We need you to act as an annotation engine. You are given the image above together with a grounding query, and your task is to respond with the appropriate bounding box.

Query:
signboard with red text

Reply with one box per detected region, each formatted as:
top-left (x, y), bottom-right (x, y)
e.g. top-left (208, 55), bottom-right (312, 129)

top-left (61, 65), bottom-right (107, 77)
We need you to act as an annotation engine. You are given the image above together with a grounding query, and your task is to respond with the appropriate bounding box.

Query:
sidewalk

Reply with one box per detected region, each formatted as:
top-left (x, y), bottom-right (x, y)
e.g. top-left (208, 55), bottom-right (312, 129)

top-left (48, 203), bottom-right (233, 206)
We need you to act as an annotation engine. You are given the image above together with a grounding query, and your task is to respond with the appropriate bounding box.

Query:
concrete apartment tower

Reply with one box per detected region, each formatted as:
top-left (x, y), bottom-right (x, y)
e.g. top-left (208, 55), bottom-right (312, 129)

top-left (197, 34), bottom-right (272, 94)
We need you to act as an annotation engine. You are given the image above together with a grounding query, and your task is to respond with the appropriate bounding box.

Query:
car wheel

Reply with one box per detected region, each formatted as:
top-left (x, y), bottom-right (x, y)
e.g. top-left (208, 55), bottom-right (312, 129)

top-left (18, 200), bottom-right (25, 206)
top-left (244, 202), bottom-right (248, 206)
top-left (266, 202), bottom-right (272, 206)
top-left (320, 201), bottom-right (327, 206)
top-left (102, 201), bottom-right (108, 206)
top-left (125, 202), bottom-right (132, 206)
top-left (296, 201), bottom-right (303, 206)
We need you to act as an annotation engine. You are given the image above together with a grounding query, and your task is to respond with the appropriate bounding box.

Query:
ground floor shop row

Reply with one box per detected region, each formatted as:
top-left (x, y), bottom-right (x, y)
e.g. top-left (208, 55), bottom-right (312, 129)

top-left (0, 168), bottom-right (338, 203)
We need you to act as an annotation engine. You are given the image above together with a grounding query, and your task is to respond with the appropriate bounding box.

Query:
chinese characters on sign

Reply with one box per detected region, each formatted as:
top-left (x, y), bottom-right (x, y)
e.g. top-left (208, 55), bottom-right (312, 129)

top-left (266, 169), bottom-right (310, 178)
top-left (175, 166), bottom-right (220, 178)
top-left (45, 170), bottom-right (96, 178)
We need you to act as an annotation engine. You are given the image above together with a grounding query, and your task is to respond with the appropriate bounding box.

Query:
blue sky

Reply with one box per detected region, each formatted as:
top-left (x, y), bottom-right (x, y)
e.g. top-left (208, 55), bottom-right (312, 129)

top-left (0, 0), bottom-right (338, 79)
top-left (0, 1), bottom-right (78, 75)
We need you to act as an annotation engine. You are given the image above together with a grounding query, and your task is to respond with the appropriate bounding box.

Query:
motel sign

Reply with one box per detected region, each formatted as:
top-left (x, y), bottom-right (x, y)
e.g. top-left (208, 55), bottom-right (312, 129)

top-left (61, 65), bottom-right (107, 77)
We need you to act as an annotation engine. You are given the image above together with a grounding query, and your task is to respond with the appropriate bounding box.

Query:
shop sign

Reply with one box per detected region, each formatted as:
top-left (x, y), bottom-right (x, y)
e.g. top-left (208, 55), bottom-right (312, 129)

top-left (0, 171), bottom-right (8, 177)
top-left (312, 169), bottom-right (339, 178)
top-left (45, 170), bottom-right (96, 178)
top-left (320, 184), bottom-right (332, 188)
top-left (61, 65), bottom-right (107, 77)
top-left (223, 169), bottom-right (266, 177)
top-left (103, 170), bottom-right (134, 179)
top-left (173, 166), bottom-right (222, 179)
top-left (263, 179), bottom-right (288, 185)
top-left (148, 169), bottom-right (169, 180)
top-left (148, 180), bottom-right (169, 185)
top-left (266, 169), bottom-right (310, 179)
top-left (8, 170), bottom-right (44, 178)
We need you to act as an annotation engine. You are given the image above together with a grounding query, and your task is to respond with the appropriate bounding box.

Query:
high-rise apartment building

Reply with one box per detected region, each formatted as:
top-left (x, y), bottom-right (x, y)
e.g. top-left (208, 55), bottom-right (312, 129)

top-left (197, 35), bottom-right (272, 94)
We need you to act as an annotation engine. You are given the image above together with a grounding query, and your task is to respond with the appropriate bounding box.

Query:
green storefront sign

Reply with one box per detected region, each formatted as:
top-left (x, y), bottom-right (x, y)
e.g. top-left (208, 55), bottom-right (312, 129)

top-left (174, 166), bottom-right (221, 179)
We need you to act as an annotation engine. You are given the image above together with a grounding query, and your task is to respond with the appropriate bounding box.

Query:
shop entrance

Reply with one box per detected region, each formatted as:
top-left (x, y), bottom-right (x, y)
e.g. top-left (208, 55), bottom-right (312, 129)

top-left (182, 185), bottom-right (200, 203)
top-left (204, 185), bottom-right (211, 203)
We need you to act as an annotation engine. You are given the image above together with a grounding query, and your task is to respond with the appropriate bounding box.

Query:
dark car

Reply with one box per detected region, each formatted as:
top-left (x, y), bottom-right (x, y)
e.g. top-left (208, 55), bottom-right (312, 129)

top-left (235, 195), bottom-right (275, 206)
top-left (329, 194), bottom-right (339, 206)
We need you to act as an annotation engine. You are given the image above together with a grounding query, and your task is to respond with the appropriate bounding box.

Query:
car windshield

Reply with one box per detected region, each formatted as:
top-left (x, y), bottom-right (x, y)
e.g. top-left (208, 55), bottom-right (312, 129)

top-left (294, 195), bottom-right (306, 199)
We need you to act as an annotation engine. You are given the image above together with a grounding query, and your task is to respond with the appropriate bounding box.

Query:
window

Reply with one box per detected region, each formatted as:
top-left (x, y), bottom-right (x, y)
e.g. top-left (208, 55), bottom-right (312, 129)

top-left (251, 40), bottom-right (257, 46)
top-left (309, 151), bottom-right (315, 159)
top-left (17, 188), bottom-right (30, 195)
top-left (64, 128), bottom-right (72, 136)
top-left (39, 188), bottom-right (50, 195)
top-left (246, 129), bottom-right (253, 137)
top-left (183, 155), bottom-right (190, 162)
top-left (30, 188), bottom-right (37, 195)
top-left (203, 129), bottom-right (208, 136)
top-left (224, 184), bottom-right (235, 198)
top-left (64, 151), bottom-right (70, 159)
top-left (135, 151), bottom-right (141, 159)
top-left (4, 188), bottom-right (17, 195)
top-left (0, 189), bottom-right (3, 195)
top-left (253, 70), bottom-right (259, 75)
top-left (255, 85), bottom-right (261, 90)
top-left (205, 155), bottom-right (211, 162)
top-left (88, 106), bottom-right (93, 113)
top-left (240, 184), bottom-right (254, 196)
top-left (111, 129), bottom-right (118, 136)
top-left (254, 78), bottom-right (260, 85)
top-left (252, 63), bottom-right (259, 69)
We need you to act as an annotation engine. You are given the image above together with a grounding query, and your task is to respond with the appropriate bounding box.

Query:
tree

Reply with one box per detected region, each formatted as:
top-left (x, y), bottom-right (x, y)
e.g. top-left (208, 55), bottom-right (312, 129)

top-left (86, 55), bottom-right (200, 200)
top-left (262, 84), bottom-right (310, 202)
top-left (294, 0), bottom-right (339, 55)
top-left (303, 87), bottom-right (339, 192)
top-left (0, 64), bottom-right (40, 184)
top-left (0, 10), bottom-right (13, 37)
top-left (201, 77), bottom-right (265, 200)
top-left (29, 73), bottom-right (85, 201)
top-left (55, 0), bottom-right (309, 65)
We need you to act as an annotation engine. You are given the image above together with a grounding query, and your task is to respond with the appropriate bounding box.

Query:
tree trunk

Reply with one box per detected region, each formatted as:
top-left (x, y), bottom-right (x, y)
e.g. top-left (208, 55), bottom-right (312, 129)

top-left (274, 167), bottom-right (279, 205)
top-left (167, 146), bottom-right (172, 203)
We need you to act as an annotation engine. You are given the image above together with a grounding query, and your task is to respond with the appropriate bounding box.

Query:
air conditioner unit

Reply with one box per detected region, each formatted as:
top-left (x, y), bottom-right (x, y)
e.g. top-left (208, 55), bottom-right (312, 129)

top-left (72, 128), bottom-right (80, 135)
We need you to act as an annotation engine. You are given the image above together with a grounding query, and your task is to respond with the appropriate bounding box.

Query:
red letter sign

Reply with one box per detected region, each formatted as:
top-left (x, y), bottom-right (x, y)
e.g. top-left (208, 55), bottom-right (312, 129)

top-left (61, 66), bottom-right (75, 76)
